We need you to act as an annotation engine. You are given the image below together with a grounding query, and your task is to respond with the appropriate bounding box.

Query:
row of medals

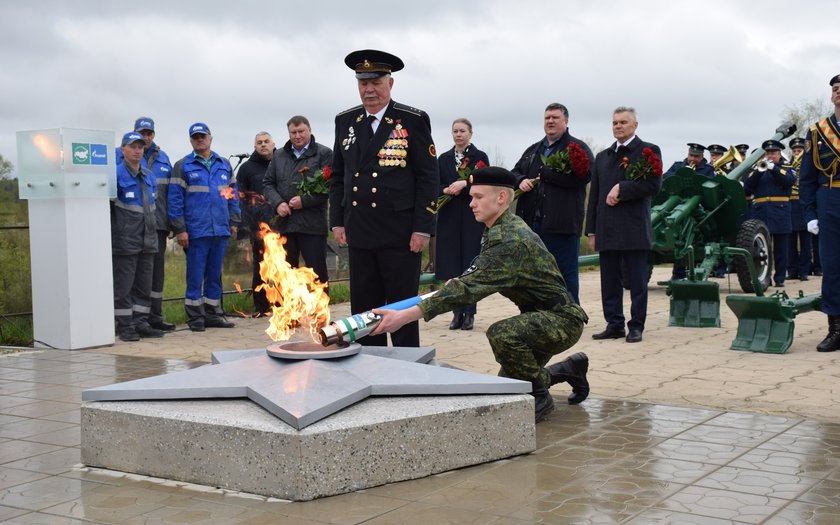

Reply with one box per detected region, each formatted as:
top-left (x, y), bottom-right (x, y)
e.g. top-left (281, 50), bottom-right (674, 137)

top-left (379, 138), bottom-right (408, 167)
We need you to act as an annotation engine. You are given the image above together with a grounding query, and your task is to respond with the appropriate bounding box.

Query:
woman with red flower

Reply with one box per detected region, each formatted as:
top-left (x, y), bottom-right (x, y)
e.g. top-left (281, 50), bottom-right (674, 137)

top-left (434, 118), bottom-right (490, 330)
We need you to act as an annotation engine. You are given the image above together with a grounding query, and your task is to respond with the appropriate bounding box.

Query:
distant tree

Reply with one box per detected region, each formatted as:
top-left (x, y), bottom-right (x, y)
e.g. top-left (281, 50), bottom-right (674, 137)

top-left (0, 154), bottom-right (12, 179)
top-left (780, 97), bottom-right (832, 142)
top-left (491, 146), bottom-right (506, 168)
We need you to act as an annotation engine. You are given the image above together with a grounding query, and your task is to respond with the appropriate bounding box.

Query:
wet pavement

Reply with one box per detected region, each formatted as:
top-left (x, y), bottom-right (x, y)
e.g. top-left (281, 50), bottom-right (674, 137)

top-left (2, 267), bottom-right (840, 523)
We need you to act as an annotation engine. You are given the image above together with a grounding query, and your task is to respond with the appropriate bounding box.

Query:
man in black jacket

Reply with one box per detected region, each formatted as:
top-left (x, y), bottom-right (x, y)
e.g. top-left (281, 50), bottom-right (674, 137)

top-left (514, 103), bottom-right (594, 304)
top-left (262, 117), bottom-right (332, 289)
top-left (586, 107), bottom-right (662, 343)
top-left (237, 132), bottom-right (275, 316)
top-left (329, 49), bottom-right (439, 347)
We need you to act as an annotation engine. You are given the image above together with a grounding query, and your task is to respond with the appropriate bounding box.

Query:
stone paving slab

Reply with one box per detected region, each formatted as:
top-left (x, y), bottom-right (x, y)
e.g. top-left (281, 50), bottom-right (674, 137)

top-left (100, 267), bottom-right (840, 423)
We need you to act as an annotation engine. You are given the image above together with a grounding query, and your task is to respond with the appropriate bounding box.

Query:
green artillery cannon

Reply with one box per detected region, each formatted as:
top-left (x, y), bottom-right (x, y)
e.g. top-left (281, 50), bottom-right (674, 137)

top-left (648, 123), bottom-right (796, 328)
top-left (726, 290), bottom-right (822, 353)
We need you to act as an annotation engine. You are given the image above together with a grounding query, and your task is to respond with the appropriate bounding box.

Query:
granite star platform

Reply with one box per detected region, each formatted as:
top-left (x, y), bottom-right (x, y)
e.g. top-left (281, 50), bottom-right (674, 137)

top-left (80, 345), bottom-right (536, 500)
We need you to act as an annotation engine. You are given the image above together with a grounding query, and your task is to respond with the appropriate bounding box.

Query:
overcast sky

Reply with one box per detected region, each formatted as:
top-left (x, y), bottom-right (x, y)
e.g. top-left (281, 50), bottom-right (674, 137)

top-left (2, 0), bottom-right (838, 176)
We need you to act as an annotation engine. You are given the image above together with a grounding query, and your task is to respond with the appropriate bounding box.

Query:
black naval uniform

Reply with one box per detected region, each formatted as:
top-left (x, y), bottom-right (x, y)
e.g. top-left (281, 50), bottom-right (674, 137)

top-left (744, 160), bottom-right (795, 286)
top-left (329, 99), bottom-right (439, 346)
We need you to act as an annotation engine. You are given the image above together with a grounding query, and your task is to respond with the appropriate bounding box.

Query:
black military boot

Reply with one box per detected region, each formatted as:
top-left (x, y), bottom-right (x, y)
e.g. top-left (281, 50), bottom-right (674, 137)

top-left (546, 352), bottom-right (589, 405)
top-left (530, 378), bottom-right (555, 423)
top-left (817, 315), bottom-right (840, 352)
top-left (449, 312), bottom-right (464, 330)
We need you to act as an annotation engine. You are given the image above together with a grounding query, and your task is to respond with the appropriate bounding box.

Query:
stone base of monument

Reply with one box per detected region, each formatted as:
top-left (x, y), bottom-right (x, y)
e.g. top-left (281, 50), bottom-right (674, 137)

top-left (81, 393), bottom-right (535, 501)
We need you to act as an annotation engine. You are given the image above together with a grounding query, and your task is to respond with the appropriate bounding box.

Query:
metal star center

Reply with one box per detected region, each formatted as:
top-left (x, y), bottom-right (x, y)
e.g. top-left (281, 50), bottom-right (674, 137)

top-left (82, 346), bottom-right (530, 430)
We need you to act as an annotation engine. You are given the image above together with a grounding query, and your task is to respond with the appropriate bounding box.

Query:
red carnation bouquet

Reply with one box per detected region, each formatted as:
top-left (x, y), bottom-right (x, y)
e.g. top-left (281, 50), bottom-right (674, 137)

top-left (428, 158), bottom-right (488, 214)
top-left (624, 148), bottom-right (663, 181)
top-left (541, 142), bottom-right (590, 179)
top-left (514, 142), bottom-right (590, 199)
top-left (296, 165), bottom-right (332, 196)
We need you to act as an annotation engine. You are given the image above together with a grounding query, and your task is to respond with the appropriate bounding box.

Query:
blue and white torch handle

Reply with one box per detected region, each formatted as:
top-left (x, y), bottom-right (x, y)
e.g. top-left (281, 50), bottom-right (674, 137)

top-left (318, 291), bottom-right (437, 346)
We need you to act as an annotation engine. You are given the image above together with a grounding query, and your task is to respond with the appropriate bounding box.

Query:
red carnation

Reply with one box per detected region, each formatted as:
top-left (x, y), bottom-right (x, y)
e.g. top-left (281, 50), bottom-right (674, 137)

top-left (475, 160), bottom-right (488, 169)
top-left (322, 166), bottom-right (332, 180)
top-left (568, 142), bottom-right (590, 179)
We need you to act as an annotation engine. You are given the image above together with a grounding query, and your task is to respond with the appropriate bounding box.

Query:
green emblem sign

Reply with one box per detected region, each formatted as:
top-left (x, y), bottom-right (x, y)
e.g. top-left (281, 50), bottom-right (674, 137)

top-left (72, 143), bottom-right (90, 165)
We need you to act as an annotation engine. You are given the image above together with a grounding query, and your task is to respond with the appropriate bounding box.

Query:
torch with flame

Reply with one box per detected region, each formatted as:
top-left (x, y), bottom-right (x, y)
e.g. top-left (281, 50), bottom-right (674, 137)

top-left (256, 223), bottom-right (330, 343)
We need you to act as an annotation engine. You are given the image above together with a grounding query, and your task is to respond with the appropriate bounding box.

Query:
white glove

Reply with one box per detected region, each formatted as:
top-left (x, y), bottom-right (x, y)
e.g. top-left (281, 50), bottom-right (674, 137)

top-left (808, 219), bottom-right (819, 235)
top-left (766, 161), bottom-right (775, 170)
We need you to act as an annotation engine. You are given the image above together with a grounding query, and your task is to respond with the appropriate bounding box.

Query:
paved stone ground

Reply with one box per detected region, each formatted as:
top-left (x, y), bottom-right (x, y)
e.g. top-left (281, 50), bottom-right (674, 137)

top-left (101, 267), bottom-right (838, 422)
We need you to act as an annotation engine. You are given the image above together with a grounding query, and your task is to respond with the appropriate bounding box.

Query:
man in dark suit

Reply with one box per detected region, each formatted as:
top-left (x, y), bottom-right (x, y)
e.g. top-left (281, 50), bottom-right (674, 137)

top-left (585, 107), bottom-right (662, 343)
top-left (329, 49), bottom-right (439, 347)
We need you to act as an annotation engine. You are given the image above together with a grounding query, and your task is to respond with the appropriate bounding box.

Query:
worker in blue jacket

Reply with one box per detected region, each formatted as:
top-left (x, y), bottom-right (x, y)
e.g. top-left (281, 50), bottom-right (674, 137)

top-left (112, 132), bottom-right (161, 341)
top-left (744, 139), bottom-right (795, 287)
top-left (169, 123), bottom-right (241, 331)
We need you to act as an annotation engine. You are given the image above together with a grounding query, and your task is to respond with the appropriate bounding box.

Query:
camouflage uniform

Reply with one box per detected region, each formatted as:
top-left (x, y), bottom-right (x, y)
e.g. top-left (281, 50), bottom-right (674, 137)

top-left (418, 211), bottom-right (588, 385)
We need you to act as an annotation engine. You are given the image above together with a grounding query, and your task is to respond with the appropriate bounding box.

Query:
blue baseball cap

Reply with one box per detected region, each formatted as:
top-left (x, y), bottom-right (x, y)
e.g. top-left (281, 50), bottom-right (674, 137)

top-left (121, 131), bottom-right (145, 146)
top-left (134, 117), bottom-right (155, 131)
top-left (189, 122), bottom-right (211, 136)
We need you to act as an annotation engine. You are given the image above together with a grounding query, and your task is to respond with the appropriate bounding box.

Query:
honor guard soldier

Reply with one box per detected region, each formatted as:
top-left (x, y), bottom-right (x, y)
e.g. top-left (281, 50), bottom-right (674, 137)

top-left (744, 139), bottom-right (795, 287)
top-left (787, 137), bottom-right (811, 281)
top-left (799, 73), bottom-right (840, 352)
top-left (370, 167), bottom-right (590, 422)
top-left (329, 49), bottom-right (440, 347)
top-left (663, 143), bottom-right (715, 179)
top-left (707, 144), bottom-right (727, 166)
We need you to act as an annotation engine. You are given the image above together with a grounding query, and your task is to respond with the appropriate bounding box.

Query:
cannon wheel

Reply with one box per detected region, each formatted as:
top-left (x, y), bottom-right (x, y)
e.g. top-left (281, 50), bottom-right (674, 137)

top-left (734, 219), bottom-right (772, 293)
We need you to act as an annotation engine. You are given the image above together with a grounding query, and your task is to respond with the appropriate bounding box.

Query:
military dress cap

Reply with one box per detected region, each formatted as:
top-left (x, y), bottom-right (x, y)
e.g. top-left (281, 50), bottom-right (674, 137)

top-left (134, 117), bottom-right (154, 131)
top-left (762, 139), bottom-right (785, 151)
top-left (687, 143), bottom-right (706, 155)
top-left (707, 144), bottom-right (726, 155)
top-left (188, 122), bottom-right (211, 136)
top-left (468, 166), bottom-right (516, 189)
top-left (790, 137), bottom-right (807, 149)
top-left (121, 131), bottom-right (145, 146)
top-left (735, 144), bottom-right (750, 154)
top-left (830, 73), bottom-right (840, 86)
top-left (345, 49), bottom-right (404, 79)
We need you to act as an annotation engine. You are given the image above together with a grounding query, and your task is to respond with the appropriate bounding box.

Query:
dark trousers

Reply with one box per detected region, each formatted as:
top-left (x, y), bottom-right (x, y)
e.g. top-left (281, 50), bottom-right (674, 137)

top-left (532, 224), bottom-right (580, 304)
top-left (250, 236), bottom-right (269, 314)
top-left (349, 246), bottom-right (421, 347)
top-left (812, 233), bottom-right (822, 274)
top-left (818, 187), bottom-right (840, 314)
top-left (787, 230), bottom-right (812, 279)
top-left (149, 230), bottom-right (168, 324)
top-left (113, 252), bottom-right (154, 331)
top-left (599, 249), bottom-right (648, 332)
top-left (771, 233), bottom-right (789, 285)
top-left (284, 233), bottom-right (329, 287)
top-left (184, 236), bottom-right (228, 325)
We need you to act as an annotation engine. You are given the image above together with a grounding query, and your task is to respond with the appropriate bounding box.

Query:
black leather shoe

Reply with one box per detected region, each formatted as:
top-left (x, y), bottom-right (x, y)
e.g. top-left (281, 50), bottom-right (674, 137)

top-left (626, 329), bottom-right (643, 343)
top-left (205, 318), bottom-right (235, 328)
top-left (149, 321), bottom-right (176, 331)
top-left (188, 323), bottom-right (205, 332)
top-left (817, 315), bottom-right (840, 352)
top-left (592, 327), bottom-right (625, 340)
top-left (449, 313), bottom-right (464, 330)
top-left (546, 352), bottom-right (589, 405)
top-left (118, 328), bottom-right (140, 342)
top-left (136, 326), bottom-right (164, 338)
top-left (799, 275), bottom-right (809, 281)
top-left (813, 269), bottom-right (823, 276)
top-left (529, 378), bottom-right (555, 423)
top-left (773, 282), bottom-right (785, 288)
top-left (461, 313), bottom-right (474, 331)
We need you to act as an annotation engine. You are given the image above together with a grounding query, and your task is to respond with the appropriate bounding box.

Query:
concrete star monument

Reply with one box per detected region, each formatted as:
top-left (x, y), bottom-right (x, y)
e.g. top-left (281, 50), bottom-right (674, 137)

top-left (82, 344), bottom-right (531, 430)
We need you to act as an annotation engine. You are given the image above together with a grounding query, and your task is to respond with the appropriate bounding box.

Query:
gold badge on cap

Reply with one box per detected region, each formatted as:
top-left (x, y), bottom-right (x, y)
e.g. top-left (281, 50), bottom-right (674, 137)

top-left (469, 174), bottom-right (474, 184)
top-left (363, 60), bottom-right (372, 70)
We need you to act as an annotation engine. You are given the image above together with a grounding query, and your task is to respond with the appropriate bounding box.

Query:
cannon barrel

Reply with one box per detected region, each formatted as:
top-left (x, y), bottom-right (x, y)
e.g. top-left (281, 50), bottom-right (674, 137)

top-left (726, 122), bottom-right (797, 181)
top-left (651, 194), bottom-right (681, 228)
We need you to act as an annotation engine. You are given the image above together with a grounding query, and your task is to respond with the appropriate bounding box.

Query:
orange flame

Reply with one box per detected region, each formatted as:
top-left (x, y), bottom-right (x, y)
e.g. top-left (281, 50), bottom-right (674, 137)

top-left (257, 223), bottom-right (330, 342)
top-left (219, 187), bottom-right (236, 200)
top-left (233, 281), bottom-right (242, 293)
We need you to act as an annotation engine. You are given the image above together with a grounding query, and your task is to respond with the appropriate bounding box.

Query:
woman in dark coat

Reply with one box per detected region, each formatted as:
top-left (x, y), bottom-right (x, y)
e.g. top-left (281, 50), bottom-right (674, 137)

top-left (434, 118), bottom-right (490, 330)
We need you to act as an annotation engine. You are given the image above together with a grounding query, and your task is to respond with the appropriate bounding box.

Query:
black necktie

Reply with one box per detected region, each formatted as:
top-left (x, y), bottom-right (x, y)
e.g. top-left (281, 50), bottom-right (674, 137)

top-left (366, 115), bottom-right (377, 137)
